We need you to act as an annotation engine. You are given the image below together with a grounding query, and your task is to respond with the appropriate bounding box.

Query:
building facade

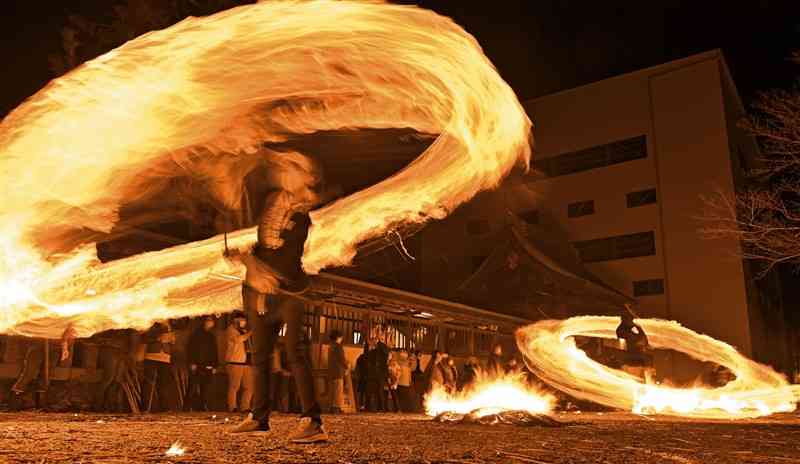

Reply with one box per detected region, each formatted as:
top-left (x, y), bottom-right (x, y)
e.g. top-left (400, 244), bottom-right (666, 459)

top-left (419, 50), bottom-right (791, 377)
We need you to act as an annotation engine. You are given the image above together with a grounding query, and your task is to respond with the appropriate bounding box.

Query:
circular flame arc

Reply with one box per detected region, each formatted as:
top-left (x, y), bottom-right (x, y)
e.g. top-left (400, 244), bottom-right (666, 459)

top-left (516, 316), bottom-right (800, 419)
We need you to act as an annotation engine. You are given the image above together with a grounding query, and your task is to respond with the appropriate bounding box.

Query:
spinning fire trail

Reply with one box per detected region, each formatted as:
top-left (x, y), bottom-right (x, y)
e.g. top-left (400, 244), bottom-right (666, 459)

top-left (2, 0), bottom-right (797, 421)
top-left (424, 317), bottom-right (799, 420)
top-left (516, 317), bottom-right (800, 419)
top-left (0, 0), bottom-right (530, 338)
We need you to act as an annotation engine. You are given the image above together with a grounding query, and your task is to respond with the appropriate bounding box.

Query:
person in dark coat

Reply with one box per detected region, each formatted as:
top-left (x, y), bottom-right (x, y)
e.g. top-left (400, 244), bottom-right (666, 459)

top-left (90, 329), bottom-right (137, 412)
top-left (616, 312), bottom-right (655, 382)
top-left (616, 313), bottom-right (652, 365)
top-left (187, 316), bottom-right (218, 411)
top-left (411, 351), bottom-right (426, 412)
top-left (354, 343), bottom-right (369, 411)
top-left (327, 329), bottom-right (348, 413)
top-left (142, 322), bottom-right (178, 412)
top-left (365, 336), bottom-right (389, 412)
top-left (458, 357), bottom-right (478, 391)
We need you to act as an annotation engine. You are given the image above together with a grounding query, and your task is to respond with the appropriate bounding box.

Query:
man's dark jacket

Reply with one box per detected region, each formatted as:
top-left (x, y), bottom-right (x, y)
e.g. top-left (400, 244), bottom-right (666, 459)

top-left (188, 328), bottom-right (218, 368)
top-left (366, 342), bottom-right (389, 383)
top-left (328, 343), bottom-right (347, 379)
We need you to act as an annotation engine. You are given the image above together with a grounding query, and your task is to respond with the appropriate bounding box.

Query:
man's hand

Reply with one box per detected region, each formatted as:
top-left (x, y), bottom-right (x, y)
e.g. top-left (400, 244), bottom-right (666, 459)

top-left (59, 324), bottom-right (76, 362)
top-left (223, 247), bottom-right (244, 262)
top-left (190, 364), bottom-right (197, 372)
top-left (235, 252), bottom-right (281, 294)
top-left (61, 325), bottom-right (77, 341)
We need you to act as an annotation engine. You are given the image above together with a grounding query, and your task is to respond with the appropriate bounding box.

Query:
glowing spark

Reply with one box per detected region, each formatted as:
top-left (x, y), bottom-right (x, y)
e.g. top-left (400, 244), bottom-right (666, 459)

top-left (165, 442), bottom-right (186, 457)
top-left (390, 230), bottom-right (416, 261)
top-left (516, 316), bottom-right (800, 419)
top-left (0, 0), bottom-right (530, 338)
top-left (425, 370), bottom-right (554, 418)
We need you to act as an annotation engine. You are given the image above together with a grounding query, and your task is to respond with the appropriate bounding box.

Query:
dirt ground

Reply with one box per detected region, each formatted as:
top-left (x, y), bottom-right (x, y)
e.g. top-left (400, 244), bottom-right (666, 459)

top-left (0, 411), bottom-right (798, 464)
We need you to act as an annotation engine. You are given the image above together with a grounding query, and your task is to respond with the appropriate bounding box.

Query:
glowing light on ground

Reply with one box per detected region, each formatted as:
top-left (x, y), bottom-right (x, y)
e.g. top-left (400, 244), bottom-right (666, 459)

top-left (165, 441), bottom-right (186, 457)
top-left (516, 316), bottom-right (800, 419)
top-left (425, 370), bottom-right (555, 418)
top-left (0, 0), bottom-right (530, 338)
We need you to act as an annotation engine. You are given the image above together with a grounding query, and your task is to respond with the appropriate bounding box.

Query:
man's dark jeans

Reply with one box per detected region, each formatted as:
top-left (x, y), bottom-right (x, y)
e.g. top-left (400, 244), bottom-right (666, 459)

top-left (366, 379), bottom-right (387, 412)
top-left (12, 345), bottom-right (47, 393)
top-left (142, 359), bottom-right (176, 412)
top-left (187, 367), bottom-right (214, 411)
top-left (244, 285), bottom-right (321, 426)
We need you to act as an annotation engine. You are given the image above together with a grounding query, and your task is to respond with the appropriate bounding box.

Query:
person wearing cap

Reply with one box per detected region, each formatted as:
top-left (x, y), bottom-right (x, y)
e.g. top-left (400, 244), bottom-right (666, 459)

top-left (225, 312), bottom-right (253, 412)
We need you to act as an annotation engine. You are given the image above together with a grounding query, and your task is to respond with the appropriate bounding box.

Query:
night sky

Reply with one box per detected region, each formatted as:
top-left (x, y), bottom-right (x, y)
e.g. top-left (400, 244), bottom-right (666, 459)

top-left (1, 1), bottom-right (799, 118)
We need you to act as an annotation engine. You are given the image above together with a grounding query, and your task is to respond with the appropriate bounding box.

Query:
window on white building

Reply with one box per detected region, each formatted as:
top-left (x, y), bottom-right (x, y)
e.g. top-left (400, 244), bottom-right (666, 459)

top-left (573, 231), bottom-right (655, 263)
top-left (626, 188), bottom-right (657, 208)
top-left (534, 135), bottom-right (647, 177)
top-left (567, 200), bottom-right (595, 218)
top-left (633, 278), bottom-right (665, 296)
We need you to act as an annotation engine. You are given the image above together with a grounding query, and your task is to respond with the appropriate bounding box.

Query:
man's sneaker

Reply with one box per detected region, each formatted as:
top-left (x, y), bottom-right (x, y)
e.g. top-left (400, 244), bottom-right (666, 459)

top-left (229, 413), bottom-right (269, 433)
top-left (289, 417), bottom-right (328, 444)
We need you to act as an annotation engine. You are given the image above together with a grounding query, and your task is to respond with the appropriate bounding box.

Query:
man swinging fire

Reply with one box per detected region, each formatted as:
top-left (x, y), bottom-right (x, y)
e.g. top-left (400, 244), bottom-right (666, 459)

top-left (616, 305), bottom-right (656, 384)
top-left (224, 152), bottom-right (332, 443)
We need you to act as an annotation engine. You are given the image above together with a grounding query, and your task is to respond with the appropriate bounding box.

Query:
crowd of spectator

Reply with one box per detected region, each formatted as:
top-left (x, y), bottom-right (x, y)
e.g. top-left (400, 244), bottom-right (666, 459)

top-left (4, 316), bottom-right (525, 415)
top-left (347, 328), bottom-right (525, 414)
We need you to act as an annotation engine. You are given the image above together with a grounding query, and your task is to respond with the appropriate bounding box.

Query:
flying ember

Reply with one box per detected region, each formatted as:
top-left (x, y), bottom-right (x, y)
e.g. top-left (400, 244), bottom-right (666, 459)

top-left (0, 0), bottom-right (531, 338)
top-left (516, 316), bottom-right (800, 419)
top-left (165, 441), bottom-right (186, 457)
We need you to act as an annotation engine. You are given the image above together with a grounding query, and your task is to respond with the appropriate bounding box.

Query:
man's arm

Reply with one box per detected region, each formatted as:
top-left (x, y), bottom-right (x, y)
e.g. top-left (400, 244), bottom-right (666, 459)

top-left (187, 332), bottom-right (199, 365)
top-left (634, 324), bottom-right (649, 346)
top-left (210, 332), bottom-right (219, 366)
top-left (378, 342), bottom-right (389, 357)
top-left (336, 345), bottom-right (348, 369)
top-left (228, 325), bottom-right (252, 344)
top-left (237, 331), bottom-right (253, 343)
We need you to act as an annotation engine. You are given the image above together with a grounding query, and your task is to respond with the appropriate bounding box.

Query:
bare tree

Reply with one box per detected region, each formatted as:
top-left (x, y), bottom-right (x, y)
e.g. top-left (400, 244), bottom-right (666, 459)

top-left (702, 53), bottom-right (800, 277)
top-left (48, 0), bottom-right (253, 77)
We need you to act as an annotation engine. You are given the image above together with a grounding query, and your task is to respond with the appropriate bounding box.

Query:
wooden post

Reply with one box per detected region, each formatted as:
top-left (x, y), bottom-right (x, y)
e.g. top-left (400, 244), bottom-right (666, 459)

top-left (38, 338), bottom-right (50, 409)
top-left (43, 338), bottom-right (50, 388)
top-left (364, 309), bottom-right (372, 342)
top-left (312, 303), bottom-right (322, 344)
top-left (3, 336), bottom-right (21, 363)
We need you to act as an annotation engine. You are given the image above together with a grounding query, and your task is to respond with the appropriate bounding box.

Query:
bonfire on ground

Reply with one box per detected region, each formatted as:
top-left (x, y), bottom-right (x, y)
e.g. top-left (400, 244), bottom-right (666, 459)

top-left (424, 369), bottom-right (557, 424)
